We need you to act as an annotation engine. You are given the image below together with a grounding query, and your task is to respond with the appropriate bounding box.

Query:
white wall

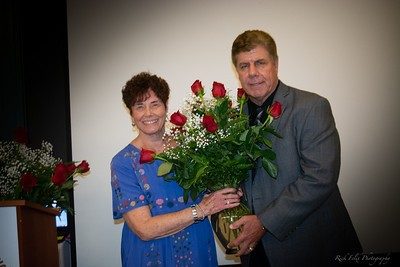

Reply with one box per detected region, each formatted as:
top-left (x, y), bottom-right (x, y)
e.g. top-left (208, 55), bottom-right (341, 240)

top-left (67, 0), bottom-right (400, 266)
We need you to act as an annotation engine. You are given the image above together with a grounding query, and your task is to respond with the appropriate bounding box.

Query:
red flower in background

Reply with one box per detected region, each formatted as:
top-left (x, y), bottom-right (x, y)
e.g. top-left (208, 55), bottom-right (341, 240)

top-left (211, 82), bottom-right (226, 98)
top-left (140, 148), bottom-right (156, 164)
top-left (0, 139), bottom-right (91, 213)
top-left (20, 173), bottom-right (38, 192)
top-left (52, 163), bottom-right (69, 186)
top-left (77, 160), bottom-right (90, 173)
top-left (66, 163), bottom-right (77, 175)
top-left (202, 114), bottom-right (218, 133)
top-left (170, 111), bottom-right (187, 126)
top-left (191, 80), bottom-right (204, 96)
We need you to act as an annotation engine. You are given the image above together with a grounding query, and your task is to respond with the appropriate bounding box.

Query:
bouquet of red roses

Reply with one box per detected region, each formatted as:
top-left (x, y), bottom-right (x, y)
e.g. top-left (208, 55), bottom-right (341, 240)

top-left (0, 140), bottom-right (90, 214)
top-left (140, 80), bottom-right (282, 201)
top-left (140, 80), bottom-right (282, 253)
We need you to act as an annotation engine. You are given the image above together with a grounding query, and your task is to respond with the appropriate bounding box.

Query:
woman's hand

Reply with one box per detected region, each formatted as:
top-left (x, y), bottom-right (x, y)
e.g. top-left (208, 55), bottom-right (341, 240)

top-left (123, 188), bottom-right (243, 240)
top-left (198, 188), bottom-right (242, 217)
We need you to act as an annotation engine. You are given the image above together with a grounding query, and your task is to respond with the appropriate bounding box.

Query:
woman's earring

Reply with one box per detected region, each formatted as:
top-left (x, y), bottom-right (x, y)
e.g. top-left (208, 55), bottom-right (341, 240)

top-left (131, 122), bottom-right (135, 127)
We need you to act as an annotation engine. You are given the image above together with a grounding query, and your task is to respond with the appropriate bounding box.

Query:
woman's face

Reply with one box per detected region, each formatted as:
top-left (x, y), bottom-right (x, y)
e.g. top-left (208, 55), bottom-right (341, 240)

top-left (131, 89), bottom-right (167, 137)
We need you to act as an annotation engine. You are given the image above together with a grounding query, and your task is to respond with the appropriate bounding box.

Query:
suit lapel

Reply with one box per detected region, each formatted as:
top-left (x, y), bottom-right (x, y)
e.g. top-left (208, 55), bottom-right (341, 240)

top-left (271, 81), bottom-right (289, 132)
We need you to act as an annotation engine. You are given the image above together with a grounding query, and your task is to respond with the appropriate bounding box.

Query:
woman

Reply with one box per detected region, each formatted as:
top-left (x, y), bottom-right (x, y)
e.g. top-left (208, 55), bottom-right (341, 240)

top-left (111, 72), bottom-right (241, 266)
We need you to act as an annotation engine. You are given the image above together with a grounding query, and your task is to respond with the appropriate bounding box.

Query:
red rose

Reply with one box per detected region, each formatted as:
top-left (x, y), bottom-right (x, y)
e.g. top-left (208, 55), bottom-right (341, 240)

top-left (191, 80), bottom-right (204, 96)
top-left (170, 111), bottom-right (187, 127)
top-left (77, 160), bottom-right (90, 173)
top-left (202, 114), bottom-right (218, 133)
top-left (140, 148), bottom-right (156, 164)
top-left (211, 82), bottom-right (226, 98)
top-left (20, 173), bottom-right (38, 192)
top-left (237, 88), bottom-right (246, 101)
top-left (51, 163), bottom-right (69, 186)
top-left (268, 101), bottom-right (282, 119)
top-left (66, 163), bottom-right (77, 175)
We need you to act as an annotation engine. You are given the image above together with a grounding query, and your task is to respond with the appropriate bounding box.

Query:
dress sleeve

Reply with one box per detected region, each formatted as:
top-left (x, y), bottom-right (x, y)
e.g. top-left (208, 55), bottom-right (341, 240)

top-left (111, 152), bottom-right (149, 219)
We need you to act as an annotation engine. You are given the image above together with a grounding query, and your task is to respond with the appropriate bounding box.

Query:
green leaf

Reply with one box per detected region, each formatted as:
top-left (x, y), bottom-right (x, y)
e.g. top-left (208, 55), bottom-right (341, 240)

top-left (262, 127), bottom-right (283, 139)
top-left (190, 188), bottom-right (200, 202)
top-left (157, 162), bottom-right (173, 176)
top-left (61, 179), bottom-right (75, 190)
top-left (190, 153), bottom-right (208, 165)
top-left (235, 163), bottom-right (254, 170)
top-left (183, 191), bottom-right (189, 203)
top-left (247, 144), bottom-right (262, 160)
top-left (251, 125), bottom-right (262, 135)
top-left (260, 148), bottom-right (276, 160)
top-left (214, 98), bottom-right (230, 128)
top-left (239, 129), bottom-right (250, 142)
top-left (195, 165), bottom-right (208, 181)
top-left (262, 158), bottom-right (278, 178)
top-left (262, 138), bottom-right (272, 148)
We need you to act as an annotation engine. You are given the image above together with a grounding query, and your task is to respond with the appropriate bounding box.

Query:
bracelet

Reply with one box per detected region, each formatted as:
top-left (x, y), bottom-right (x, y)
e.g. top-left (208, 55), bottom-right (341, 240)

top-left (195, 204), bottom-right (205, 220)
top-left (190, 205), bottom-right (200, 223)
top-left (190, 204), bottom-right (205, 223)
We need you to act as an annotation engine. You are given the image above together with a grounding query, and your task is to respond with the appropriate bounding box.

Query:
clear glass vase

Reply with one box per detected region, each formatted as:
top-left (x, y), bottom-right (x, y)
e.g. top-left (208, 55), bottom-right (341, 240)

top-left (210, 202), bottom-right (250, 254)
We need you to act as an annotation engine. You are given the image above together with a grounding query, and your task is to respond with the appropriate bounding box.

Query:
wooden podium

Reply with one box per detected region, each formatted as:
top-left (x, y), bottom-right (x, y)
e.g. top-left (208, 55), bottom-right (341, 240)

top-left (0, 200), bottom-right (59, 267)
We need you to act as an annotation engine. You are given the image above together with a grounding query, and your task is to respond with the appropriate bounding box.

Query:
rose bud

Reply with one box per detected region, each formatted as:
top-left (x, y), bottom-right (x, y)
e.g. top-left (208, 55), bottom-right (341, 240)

top-left (268, 101), bottom-right (282, 119)
top-left (170, 111), bottom-right (187, 127)
top-left (140, 148), bottom-right (156, 164)
top-left (77, 160), bottom-right (90, 173)
top-left (191, 80), bottom-right (204, 96)
top-left (211, 82), bottom-right (226, 98)
top-left (52, 163), bottom-right (69, 186)
top-left (20, 173), bottom-right (38, 192)
top-left (202, 114), bottom-right (218, 133)
top-left (237, 88), bottom-right (246, 101)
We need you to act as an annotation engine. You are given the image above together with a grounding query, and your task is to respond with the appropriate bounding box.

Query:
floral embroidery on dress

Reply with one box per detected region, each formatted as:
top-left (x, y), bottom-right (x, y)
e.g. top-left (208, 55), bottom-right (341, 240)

top-left (144, 183), bottom-right (150, 190)
top-left (172, 231), bottom-right (194, 266)
top-left (111, 159), bottom-right (147, 215)
top-left (145, 243), bottom-right (162, 266)
top-left (155, 198), bottom-right (164, 206)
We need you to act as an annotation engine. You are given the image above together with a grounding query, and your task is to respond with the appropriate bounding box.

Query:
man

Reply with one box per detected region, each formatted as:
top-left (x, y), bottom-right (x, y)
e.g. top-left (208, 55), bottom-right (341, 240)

top-left (228, 30), bottom-right (362, 267)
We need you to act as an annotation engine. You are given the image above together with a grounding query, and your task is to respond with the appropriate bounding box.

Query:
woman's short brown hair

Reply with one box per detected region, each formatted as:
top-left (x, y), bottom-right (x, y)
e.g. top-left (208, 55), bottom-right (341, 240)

top-left (122, 72), bottom-right (170, 110)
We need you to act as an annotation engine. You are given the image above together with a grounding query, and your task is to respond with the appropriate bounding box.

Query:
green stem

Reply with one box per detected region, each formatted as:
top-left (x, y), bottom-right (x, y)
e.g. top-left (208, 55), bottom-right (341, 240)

top-left (239, 99), bottom-right (245, 115)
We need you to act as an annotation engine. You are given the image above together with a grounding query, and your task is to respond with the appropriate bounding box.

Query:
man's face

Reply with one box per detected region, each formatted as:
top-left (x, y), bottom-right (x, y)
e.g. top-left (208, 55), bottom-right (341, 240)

top-left (235, 45), bottom-right (279, 106)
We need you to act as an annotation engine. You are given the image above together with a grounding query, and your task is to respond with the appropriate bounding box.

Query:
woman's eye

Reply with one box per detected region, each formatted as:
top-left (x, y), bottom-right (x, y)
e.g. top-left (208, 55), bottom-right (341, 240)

top-left (133, 104), bottom-right (144, 110)
top-left (152, 102), bottom-right (162, 108)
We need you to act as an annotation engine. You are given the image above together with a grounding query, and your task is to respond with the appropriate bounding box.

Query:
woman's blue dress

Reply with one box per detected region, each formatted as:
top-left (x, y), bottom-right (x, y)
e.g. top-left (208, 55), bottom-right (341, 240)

top-left (111, 144), bottom-right (218, 267)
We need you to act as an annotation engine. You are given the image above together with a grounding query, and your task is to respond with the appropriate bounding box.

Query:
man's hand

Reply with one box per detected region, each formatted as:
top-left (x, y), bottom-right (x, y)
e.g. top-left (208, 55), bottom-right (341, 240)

top-left (228, 215), bottom-right (266, 256)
